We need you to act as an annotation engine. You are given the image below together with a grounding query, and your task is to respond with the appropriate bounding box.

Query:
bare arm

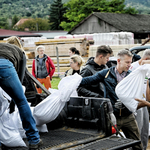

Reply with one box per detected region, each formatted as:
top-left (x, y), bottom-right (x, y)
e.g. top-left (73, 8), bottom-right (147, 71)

top-left (146, 79), bottom-right (150, 101)
top-left (141, 60), bottom-right (150, 65)
top-left (135, 98), bottom-right (150, 109)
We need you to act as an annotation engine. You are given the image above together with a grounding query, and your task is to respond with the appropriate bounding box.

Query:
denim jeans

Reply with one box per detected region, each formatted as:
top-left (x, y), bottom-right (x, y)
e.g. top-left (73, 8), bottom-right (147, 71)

top-left (0, 59), bottom-right (40, 144)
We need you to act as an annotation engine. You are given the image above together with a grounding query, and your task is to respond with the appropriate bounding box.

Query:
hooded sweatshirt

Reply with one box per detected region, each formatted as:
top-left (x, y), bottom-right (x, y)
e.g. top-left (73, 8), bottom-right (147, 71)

top-left (77, 57), bottom-right (107, 97)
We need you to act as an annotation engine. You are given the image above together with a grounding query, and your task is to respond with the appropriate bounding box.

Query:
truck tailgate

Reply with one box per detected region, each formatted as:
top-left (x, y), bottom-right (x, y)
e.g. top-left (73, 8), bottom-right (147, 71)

top-left (2, 128), bottom-right (140, 150)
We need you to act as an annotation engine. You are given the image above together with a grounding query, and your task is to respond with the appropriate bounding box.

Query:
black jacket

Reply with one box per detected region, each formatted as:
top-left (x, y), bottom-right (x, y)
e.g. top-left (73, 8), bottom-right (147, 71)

top-left (80, 66), bottom-right (132, 117)
top-left (77, 57), bottom-right (107, 97)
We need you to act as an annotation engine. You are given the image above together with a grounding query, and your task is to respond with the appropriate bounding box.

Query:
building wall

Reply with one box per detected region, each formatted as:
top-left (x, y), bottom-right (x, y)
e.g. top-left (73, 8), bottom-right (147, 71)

top-left (71, 15), bottom-right (120, 34)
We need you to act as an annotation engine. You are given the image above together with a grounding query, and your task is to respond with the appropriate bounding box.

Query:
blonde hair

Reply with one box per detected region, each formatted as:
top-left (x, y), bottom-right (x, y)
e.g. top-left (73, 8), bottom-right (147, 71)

top-left (70, 54), bottom-right (84, 67)
top-left (36, 45), bottom-right (45, 51)
top-left (6, 36), bottom-right (24, 52)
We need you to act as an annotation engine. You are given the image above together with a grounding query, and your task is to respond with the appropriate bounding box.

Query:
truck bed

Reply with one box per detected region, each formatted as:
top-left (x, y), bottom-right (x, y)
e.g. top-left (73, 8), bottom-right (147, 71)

top-left (2, 127), bottom-right (140, 150)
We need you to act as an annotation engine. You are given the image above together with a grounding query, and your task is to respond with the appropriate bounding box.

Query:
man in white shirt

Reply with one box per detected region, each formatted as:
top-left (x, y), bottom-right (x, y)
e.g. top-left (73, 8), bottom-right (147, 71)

top-left (129, 49), bottom-right (150, 150)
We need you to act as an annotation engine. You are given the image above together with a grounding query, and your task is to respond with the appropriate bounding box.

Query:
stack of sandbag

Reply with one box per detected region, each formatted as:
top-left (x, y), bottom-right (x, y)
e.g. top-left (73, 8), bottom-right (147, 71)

top-left (115, 64), bottom-right (150, 113)
top-left (0, 73), bottom-right (82, 147)
top-left (0, 87), bottom-right (48, 147)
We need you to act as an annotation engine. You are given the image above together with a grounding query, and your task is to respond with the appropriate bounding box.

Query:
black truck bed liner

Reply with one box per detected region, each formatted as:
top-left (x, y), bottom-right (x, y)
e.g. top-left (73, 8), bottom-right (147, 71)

top-left (2, 128), bottom-right (140, 150)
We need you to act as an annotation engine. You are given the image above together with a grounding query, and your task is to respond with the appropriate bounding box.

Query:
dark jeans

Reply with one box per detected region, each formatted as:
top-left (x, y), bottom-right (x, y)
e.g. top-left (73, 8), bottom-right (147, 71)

top-left (0, 59), bottom-right (40, 144)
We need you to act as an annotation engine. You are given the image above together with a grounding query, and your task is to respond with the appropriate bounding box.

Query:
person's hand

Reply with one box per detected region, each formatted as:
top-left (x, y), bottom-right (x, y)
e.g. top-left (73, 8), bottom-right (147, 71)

top-left (135, 98), bottom-right (150, 109)
top-left (114, 100), bottom-right (125, 109)
top-left (141, 60), bottom-right (150, 65)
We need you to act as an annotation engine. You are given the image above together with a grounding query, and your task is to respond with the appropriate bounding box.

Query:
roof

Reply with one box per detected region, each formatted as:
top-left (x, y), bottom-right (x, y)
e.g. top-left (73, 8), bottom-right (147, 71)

top-left (0, 29), bottom-right (42, 39)
top-left (31, 31), bottom-right (68, 38)
top-left (14, 18), bottom-right (31, 26)
top-left (68, 12), bottom-right (150, 34)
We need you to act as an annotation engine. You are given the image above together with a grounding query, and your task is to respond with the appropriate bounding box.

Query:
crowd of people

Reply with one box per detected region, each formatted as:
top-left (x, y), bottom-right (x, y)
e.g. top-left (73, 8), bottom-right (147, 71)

top-left (1, 36), bottom-right (150, 150)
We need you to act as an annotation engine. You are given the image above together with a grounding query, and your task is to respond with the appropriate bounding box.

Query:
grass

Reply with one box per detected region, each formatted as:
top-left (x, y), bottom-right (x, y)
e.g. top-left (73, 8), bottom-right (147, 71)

top-left (51, 77), bottom-right (61, 89)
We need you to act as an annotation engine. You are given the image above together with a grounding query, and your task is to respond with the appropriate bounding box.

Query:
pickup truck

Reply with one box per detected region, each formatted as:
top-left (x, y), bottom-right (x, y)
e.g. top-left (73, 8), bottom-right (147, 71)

top-left (2, 45), bottom-right (146, 150)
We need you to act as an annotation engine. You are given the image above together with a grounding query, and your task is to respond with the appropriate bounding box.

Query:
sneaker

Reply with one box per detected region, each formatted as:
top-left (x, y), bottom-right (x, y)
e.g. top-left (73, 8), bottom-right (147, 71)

top-left (29, 139), bottom-right (43, 149)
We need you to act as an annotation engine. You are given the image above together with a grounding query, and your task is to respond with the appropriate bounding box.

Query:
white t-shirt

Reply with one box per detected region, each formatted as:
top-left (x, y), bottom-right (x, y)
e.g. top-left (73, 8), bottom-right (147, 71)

top-left (130, 61), bottom-right (147, 100)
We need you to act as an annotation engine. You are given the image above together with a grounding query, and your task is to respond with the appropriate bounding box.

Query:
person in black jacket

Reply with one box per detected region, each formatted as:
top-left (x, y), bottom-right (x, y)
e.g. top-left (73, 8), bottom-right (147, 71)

top-left (79, 49), bottom-right (142, 150)
top-left (77, 45), bottom-right (112, 98)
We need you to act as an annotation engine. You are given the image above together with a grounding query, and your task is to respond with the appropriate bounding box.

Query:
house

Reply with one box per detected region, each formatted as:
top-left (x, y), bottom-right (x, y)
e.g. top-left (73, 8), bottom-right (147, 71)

top-left (68, 12), bottom-right (150, 39)
top-left (0, 29), bottom-right (42, 40)
top-left (14, 19), bottom-right (30, 27)
top-left (14, 18), bottom-right (32, 31)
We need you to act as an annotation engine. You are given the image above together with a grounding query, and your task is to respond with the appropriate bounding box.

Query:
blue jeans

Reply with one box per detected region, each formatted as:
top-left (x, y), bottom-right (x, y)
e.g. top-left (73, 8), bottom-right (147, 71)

top-left (0, 59), bottom-right (40, 144)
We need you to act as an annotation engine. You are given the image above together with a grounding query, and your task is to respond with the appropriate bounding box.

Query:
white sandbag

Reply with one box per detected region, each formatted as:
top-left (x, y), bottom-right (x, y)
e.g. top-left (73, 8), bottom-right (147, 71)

top-left (0, 109), bottom-right (26, 147)
top-left (0, 87), bottom-right (27, 146)
top-left (33, 73), bottom-right (82, 126)
top-left (33, 90), bottom-right (62, 126)
top-left (11, 106), bottom-right (26, 139)
top-left (0, 85), bottom-right (26, 117)
top-left (30, 106), bottom-right (48, 132)
top-left (37, 124), bottom-right (48, 133)
top-left (0, 87), bottom-right (10, 117)
top-left (58, 73), bottom-right (82, 102)
top-left (115, 64), bottom-right (150, 113)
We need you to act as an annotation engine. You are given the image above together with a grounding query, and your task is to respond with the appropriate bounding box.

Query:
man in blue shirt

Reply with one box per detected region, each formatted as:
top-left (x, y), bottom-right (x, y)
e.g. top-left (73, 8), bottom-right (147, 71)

top-left (80, 49), bottom-right (142, 150)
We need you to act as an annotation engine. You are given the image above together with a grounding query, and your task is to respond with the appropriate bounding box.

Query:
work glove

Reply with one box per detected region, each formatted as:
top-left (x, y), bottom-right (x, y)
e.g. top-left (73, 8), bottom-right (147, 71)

top-left (114, 100), bottom-right (125, 109)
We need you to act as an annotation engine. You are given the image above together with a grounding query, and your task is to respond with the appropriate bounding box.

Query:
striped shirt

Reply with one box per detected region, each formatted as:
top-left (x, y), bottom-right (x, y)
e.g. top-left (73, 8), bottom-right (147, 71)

top-left (115, 68), bottom-right (127, 83)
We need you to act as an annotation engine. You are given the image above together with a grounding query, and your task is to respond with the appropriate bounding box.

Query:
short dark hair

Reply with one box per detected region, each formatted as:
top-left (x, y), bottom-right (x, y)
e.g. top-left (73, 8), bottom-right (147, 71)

top-left (69, 47), bottom-right (80, 55)
top-left (96, 45), bottom-right (112, 57)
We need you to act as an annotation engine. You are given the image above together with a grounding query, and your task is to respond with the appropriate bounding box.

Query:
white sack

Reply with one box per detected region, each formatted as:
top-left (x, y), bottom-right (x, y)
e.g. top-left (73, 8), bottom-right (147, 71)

top-left (37, 124), bottom-right (48, 132)
top-left (0, 109), bottom-right (26, 147)
top-left (0, 87), bottom-right (27, 147)
top-left (0, 87), bottom-right (10, 117)
top-left (10, 107), bottom-right (26, 139)
top-left (33, 73), bottom-right (82, 126)
top-left (0, 85), bottom-right (48, 147)
top-left (58, 73), bottom-right (82, 101)
top-left (115, 64), bottom-right (150, 113)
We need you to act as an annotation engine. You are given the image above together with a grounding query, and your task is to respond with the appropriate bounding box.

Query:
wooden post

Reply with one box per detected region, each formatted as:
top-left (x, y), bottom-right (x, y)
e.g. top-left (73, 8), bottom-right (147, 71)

top-left (56, 46), bottom-right (60, 77)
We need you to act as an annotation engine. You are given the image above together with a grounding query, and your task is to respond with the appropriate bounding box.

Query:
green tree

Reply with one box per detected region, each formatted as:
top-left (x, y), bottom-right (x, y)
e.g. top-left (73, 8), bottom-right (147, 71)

top-left (0, 17), bottom-right (8, 29)
top-left (17, 18), bottom-right (50, 31)
top-left (60, 0), bottom-right (138, 31)
top-left (12, 15), bottom-right (19, 26)
top-left (49, 0), bottom-right (67, 30)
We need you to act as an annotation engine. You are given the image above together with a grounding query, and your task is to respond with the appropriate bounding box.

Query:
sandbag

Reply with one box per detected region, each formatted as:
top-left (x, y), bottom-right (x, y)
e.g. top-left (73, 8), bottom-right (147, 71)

top-left (0, 109), bottom-right (26, 147)
top-left (33, 73), bottom-right (82, 126)
top-left (58, 73), bottom-right (81, 101)
top-left (0, 87), bottom-right (26, 147)
top-left (115, 64), bottom-right (150, 113)
top-left (0, 87), bottom-right (10, 117)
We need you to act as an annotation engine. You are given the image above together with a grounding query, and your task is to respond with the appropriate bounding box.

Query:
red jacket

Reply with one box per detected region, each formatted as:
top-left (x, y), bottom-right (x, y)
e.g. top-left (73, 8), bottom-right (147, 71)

top-left (32, 55), bottom-right (55, 80)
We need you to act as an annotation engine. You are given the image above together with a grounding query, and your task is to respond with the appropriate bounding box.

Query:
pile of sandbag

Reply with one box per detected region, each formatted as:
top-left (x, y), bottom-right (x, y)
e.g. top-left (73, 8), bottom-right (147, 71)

top-left (0, 73), bottom-right (82, 147)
